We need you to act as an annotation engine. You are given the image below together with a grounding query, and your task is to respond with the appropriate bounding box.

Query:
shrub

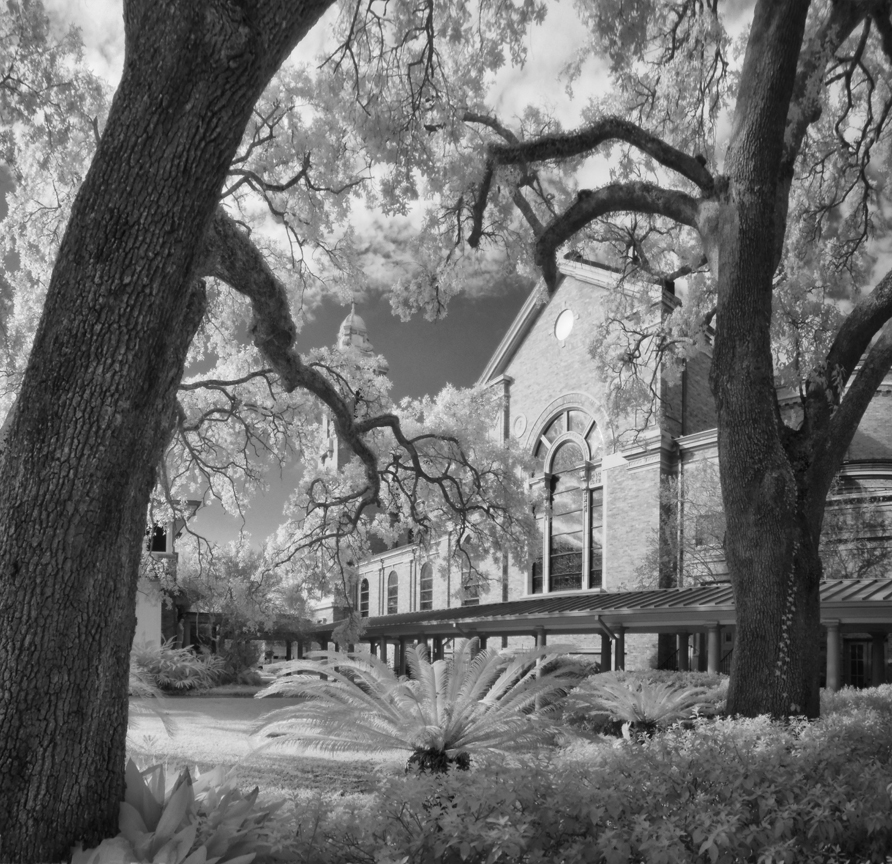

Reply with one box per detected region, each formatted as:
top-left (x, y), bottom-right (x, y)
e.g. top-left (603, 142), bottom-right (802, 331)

top-left (71, 759), bottom-right (284, 864)
top-left (268, 688), bottom-right (892, 863)
top-left (215, 639), bottom-right (265, 686)
top-left (254, 639), bottom-right (587, 771)
top-left (562, 671), bottom-right (727, 737)
top-left (131, 639), bottom-right (225, 692)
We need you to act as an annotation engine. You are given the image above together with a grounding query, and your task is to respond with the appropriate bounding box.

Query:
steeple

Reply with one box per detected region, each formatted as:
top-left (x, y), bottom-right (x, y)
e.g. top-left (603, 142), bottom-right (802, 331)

top-left (336, 302), bottom-right (389, 373)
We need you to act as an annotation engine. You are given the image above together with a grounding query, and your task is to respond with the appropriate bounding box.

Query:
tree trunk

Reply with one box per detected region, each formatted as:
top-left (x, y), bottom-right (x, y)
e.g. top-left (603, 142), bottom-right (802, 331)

top-left (0, 2), bottom-right (331, 860)
top-left (705, 0), bottom-right (820, 717)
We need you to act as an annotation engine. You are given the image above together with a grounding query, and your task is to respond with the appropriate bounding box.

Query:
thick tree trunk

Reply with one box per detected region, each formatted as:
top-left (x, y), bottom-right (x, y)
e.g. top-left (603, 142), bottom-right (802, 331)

top-left (0, 2), bottom-right (331, 860)
top-left (706, 0), bottom-right (821, 717)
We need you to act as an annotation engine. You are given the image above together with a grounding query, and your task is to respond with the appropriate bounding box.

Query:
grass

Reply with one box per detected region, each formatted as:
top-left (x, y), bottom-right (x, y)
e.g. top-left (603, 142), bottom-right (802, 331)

top-left (128, 696), bottom-right (404, 799)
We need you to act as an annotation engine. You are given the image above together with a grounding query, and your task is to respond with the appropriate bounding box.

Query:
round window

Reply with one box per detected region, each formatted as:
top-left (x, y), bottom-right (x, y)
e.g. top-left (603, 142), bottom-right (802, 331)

top-left (554, 309), bottom-right (574, 340)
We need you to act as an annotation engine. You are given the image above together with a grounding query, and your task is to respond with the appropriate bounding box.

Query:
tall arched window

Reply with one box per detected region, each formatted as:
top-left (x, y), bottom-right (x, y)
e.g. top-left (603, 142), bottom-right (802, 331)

top-left (359, 578), bottom-right (369, 618)
top-left (387, 571), bottom-right (398, 615)
top-left (419, 563), bottom-right (433, 611)
top-left (531, 407), bottom-right (604, 594)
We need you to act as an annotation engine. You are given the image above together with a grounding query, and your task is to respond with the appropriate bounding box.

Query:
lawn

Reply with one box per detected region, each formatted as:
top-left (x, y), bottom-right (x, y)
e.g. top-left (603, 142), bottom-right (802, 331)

top-left (127, 694), bottom-right (403, 799)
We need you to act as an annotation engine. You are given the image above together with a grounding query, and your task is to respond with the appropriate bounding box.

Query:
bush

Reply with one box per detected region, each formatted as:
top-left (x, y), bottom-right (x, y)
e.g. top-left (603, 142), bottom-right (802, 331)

top-left (71, 759), bottom-right (283, 864)
top-left (561, 670), bottom-right (728, 737)
top-left (266, 687), bottom-right (892, 864)
top-left (131, 639), bottom-right (224, 692)
top-left (215, 639), bottom-right (265, 686)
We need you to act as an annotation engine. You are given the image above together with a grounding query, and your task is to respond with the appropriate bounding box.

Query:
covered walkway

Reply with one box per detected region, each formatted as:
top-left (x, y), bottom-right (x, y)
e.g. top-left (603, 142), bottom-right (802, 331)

top-left (307, 578), bottom-right (892, 691)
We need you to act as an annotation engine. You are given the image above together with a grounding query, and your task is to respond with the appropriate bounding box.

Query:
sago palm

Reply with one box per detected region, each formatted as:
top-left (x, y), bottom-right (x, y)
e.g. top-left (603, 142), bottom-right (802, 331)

top-left (570, 678), bottom-right (713, 737)
top-left (253, 638), bottom-right (585, 772)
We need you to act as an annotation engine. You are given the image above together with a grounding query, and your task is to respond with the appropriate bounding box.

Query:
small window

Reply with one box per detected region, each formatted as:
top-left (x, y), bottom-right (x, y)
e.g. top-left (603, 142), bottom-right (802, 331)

top-left (359, 578), bottom-right (369, 618)
top-left (387, 571), bottom-right (398, 615)
top-left (460, 555), bottom-right (480, 607)
top-left (419, 563), bottom-right (433, 611)
top-left (147, 525), bottom-right (167, 553)
top-left (554, 308), bottom-right (574, 340)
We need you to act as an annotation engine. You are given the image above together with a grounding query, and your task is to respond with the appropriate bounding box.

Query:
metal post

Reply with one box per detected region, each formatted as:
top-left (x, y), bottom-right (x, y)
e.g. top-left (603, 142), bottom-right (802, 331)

top-left (707, 624), bottom-right (721, 675)
top-left (600, 633), bottom-right (611, 672)
top-left (432, 636), bottom-right (443, 661)
top-left (677, 632), bottom-right (689, 672)
top-left (398, 636), bottom-right (408, 676)
top-left (871, 632), bottom-right (886, 687)
top-left (614, 626), bottom-right (625, 671)
top-left (826, 622), bottom-right (841, 692)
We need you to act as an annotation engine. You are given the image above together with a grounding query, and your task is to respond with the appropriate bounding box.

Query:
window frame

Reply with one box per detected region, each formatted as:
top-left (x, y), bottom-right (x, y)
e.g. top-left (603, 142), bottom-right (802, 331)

top-left (419, 562), bottom-right (433, 611)
top-left (386, 570), bottom-right (398, 615)
top-left (529, 408), bottom-right (604, 595)
top-left (359, 578), bottom-right (370, 618)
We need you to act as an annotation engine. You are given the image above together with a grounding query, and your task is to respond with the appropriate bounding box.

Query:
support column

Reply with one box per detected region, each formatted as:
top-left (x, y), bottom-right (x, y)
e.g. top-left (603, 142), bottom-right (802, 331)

top-left (379, 639), bottom-right (388, 665)
top-left (707, 624), bottom-right (721, 675)
top-left (398, 636), bottom-right (408, 676)
top-left (614, 627), bottom-right (625, 671)
top-left (826, 622), bottom-right (841, 692)
top-left (432, 636), bottom-right (444, 661)
top-left (285, 640), bottom-right (292, 661)
top-left (600, 633), bottom-right (611, 673)
top-left (479, 635), bottom-right (488, 651)
top-left (871, 632), bottom-right (887, 687)
top-left (296, 640), bottom-right (304, 660)
top-left (677, 633), bottom-right (689, 672)
top-left (369, 639), bottom-right (378, 657)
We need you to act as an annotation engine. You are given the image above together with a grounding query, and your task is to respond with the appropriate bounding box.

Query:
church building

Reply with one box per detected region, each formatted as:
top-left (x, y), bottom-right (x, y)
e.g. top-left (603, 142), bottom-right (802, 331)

top-left (311, 258), bottom-right (892, 689)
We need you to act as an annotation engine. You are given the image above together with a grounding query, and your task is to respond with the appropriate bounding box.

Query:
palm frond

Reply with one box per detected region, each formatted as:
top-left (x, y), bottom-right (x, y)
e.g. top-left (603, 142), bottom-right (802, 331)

top-left (254, 640), bottom-right (586, 769)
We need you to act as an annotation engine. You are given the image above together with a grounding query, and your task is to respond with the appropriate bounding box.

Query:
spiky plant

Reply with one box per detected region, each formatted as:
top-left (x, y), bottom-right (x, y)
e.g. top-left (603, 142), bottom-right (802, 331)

top-left (253, 639), bottom-right (585, 772)
top-left (569, 678), bottom-right (713, 738)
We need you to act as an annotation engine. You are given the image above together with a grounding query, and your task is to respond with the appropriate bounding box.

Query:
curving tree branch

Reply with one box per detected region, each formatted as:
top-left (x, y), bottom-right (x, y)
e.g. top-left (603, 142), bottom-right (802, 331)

top-left (534, 183), bottom-right (701, 290)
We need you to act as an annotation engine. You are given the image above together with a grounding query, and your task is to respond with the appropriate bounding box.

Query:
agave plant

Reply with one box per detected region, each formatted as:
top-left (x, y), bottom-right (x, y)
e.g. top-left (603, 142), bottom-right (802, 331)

top-left (253, 639), bottom-right (585, 772)
top-left (569, 678), bottom-right (713, 738)
top-left (71, 759), bottom-right (282, 864)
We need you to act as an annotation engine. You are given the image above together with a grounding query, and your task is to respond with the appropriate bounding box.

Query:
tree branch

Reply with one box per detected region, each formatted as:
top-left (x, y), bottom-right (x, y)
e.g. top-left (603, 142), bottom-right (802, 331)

top-left (488, 116), bottom-right (715, 191)
top-left (534, 183), bottom-right (700, 291)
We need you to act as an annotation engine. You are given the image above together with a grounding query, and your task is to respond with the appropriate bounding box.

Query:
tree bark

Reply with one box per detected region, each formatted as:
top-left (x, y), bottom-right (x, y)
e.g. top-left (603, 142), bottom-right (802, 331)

top-left (0, 1), bottom-right (331, 860)
top-left (705, 0), bottom-right (821, 717)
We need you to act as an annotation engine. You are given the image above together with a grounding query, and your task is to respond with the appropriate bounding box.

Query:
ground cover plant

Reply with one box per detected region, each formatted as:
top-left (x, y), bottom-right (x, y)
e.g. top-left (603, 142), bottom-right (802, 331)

top-left (269, 684), bottom-right (892, 864)
top-left (253, 640), bottom-right (586, 772)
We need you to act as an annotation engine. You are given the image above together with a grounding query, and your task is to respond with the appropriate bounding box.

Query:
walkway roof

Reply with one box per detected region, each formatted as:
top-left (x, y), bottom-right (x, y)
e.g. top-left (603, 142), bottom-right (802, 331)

top-left (312, 579), bottom-right (892, 640)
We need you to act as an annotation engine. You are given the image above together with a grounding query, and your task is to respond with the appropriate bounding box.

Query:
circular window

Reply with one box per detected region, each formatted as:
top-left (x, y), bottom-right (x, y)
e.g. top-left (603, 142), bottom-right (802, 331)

top-left (554, 309), bottom-right (574, 340)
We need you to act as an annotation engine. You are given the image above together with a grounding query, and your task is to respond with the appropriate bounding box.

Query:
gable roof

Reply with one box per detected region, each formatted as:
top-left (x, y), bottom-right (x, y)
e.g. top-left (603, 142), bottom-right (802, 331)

top-left (476, 259), bottom-right (625, 386)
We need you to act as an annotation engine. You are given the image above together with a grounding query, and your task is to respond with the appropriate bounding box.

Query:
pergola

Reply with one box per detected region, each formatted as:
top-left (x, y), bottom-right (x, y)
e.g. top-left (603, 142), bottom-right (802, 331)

top-left (305, 578), bottom-right (892, 692)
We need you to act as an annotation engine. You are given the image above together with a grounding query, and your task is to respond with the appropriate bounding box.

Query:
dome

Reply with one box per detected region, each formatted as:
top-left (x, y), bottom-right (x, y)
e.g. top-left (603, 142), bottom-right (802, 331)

top-left (335, 304), bottom-right (389, 373)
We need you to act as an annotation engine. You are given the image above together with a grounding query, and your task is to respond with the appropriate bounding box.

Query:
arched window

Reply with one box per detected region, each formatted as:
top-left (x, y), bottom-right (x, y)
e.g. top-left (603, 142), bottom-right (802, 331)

top-left (359, 578), bottom-right (369, 618)
top-left (419, 563), bottom-right (433, 611)
top-left (531, 408), bottom-right (604, 594)
top-left (387, 571), bottom-right (398, 615)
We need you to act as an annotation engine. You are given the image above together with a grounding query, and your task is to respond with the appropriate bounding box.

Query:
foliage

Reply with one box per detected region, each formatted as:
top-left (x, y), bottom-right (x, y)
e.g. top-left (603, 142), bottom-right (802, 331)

top-left (128, 663), bottom-right (178, 739)
top-left (70, 759), bottom-right (283, 864)
top-left (215, 641), bottom-right (266, 687)
top-left (564, 677), bottom-right (714, 738)
top-left (132, 640), bottom-right (225, 693)
top-left (269, 688), bottom-right (892, 864)
top-left (253, 639), bottom-right (585, 771)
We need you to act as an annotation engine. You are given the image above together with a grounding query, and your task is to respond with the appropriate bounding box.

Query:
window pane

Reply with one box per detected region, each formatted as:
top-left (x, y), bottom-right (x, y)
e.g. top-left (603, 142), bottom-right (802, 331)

top-left (532, 558), bottom-right (543, 594)
top-left (567, 410), bottom-right (589, 435)
top-left (360, 579), bottom-right (369, 618)
top-left (387, 571), bottom-right (398, 615)
top-left (585, 423), bottom-right (603, 461)
top-left (419, 563), bottom-right (433, 611)
top-left (551, 441), bottom-right (583, 474)
top-left (543, 414), bottom-right (565, 444)
top-left (590, 489), bottom-right (603, 589)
